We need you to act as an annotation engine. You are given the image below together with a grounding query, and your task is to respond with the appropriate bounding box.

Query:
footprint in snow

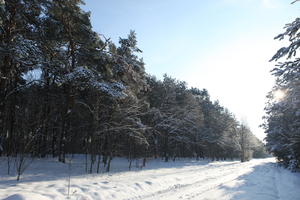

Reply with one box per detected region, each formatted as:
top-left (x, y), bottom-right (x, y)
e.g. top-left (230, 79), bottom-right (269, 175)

top-left (101, 181), bottom-right (109, 184)
top-left (145, 181), bottom-right (152, 185)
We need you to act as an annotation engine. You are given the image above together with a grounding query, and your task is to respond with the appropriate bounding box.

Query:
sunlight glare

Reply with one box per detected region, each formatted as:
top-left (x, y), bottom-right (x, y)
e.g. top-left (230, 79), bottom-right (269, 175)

top-left (274, 90), bottom-right (285, 101)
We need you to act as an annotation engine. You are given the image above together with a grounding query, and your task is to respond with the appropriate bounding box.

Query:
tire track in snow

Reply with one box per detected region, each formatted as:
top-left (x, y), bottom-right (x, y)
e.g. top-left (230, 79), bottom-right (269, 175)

top-left (155, 163), bottom-right (253, 200)
top-left (186, 162), bottom-right (280, 200)
top-left (122, 161), bottom-right (253, 200)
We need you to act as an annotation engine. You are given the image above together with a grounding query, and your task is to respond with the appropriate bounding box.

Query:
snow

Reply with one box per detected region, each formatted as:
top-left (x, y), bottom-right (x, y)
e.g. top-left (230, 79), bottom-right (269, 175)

top-left (0, 157), bottom-right (300, 200)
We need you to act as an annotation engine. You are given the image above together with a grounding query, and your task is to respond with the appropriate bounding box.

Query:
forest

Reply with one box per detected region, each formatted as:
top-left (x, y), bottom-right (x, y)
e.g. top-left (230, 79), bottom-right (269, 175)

top-left (0, 0), bottom-right (268, 176)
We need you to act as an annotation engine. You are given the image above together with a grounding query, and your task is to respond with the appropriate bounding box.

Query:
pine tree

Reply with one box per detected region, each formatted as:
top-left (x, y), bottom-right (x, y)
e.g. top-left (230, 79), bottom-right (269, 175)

top-left (264, 13), bottom-right (300, 170)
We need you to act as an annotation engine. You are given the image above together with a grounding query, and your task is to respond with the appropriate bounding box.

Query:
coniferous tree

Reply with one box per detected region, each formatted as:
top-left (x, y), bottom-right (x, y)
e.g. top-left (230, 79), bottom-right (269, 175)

top-left (263, 12), bottom-right (300, 170)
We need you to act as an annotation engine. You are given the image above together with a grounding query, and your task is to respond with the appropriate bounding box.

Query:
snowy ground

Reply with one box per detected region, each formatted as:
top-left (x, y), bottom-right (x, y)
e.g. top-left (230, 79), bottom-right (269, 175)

top-left (1, 157), bottom-right (300, 200)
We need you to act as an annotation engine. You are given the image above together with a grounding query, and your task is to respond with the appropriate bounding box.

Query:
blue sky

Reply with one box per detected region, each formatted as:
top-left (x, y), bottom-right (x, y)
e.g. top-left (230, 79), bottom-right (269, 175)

top-left (83, 0), bottom-right (299, 141)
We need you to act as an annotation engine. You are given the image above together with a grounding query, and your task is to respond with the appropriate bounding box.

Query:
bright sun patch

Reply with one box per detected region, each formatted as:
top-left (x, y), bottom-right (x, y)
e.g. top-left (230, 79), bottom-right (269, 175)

top-left (274, 90), bottom-right (285, 101)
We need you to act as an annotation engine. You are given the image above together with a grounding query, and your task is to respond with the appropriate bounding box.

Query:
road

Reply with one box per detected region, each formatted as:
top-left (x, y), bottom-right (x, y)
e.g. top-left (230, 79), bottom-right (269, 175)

top-left (119, 158), bottom-right (297, 200)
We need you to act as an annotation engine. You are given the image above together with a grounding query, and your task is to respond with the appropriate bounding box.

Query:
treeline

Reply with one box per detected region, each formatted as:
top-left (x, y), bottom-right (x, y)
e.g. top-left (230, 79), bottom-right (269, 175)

top-left (0, 0), bottom-right (267, 173)
top-left (263, 13), bottom-right (300, 171)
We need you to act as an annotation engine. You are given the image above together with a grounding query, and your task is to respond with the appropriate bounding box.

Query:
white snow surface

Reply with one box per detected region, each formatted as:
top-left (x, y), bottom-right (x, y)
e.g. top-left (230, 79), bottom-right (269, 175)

top-left (1, 157), bottom-right (300, 200)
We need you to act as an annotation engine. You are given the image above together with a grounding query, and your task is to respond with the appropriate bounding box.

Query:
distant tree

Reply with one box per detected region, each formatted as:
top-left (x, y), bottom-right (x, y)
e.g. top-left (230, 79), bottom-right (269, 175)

top-left (238, 123), bottom-right (254, 162)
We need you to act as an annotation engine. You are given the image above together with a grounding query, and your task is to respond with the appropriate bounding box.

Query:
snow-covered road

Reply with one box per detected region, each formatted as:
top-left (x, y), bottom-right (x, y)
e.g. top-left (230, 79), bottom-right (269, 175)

top-left (1, 158), bottom-right (300, 200)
